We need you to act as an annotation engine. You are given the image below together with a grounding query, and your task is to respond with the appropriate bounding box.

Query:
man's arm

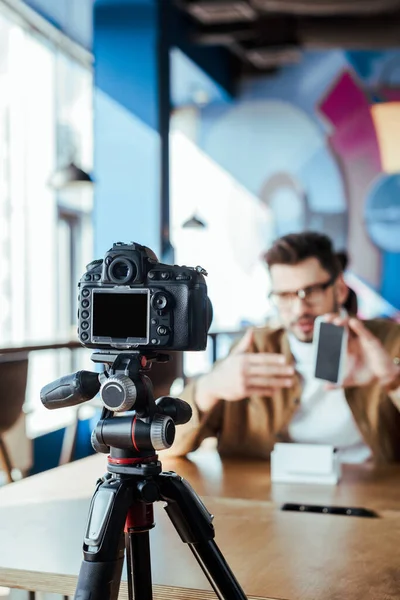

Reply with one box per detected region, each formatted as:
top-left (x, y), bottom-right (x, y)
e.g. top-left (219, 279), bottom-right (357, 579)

top-left (162, 376), bottom-right (223, 458)
top-left (163, 328), bottom-right (295, 457)
top-left (195, 373), bottom-right (221, 413)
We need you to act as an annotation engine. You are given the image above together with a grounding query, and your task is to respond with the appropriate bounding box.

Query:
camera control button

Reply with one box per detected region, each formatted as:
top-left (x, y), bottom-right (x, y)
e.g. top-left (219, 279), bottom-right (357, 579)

top-left (152, 294), bottom-right (168, 310)
top-left (151, 338), bottom-right (158, 345)
top-left (93, 274), bottom-right (101, 281)
top-left (82, 310), bottom-right (89, 319)
top-left (151, 318), bottom-right (158, 325)
top-left (157, 326), bottom-right (169, 336)
top-left (81, 321), bottom-right (89, 330)
top-left (82, 289), bottom-right (90, 297)
top-left (81, 332), bottom-right (89, 341)
top-left (148, 271), bottom-right (156, 279)
top-left (82, 299), bottom-right (90, 308)
top-left (84, 274), bottom-right (92, 281)
top-left (160, 272), bottom-right (170, 280)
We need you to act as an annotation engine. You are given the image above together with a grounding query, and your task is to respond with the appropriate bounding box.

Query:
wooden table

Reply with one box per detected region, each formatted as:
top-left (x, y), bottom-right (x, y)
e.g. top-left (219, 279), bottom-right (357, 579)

top-left (1, 451), bottom-right (400, 600)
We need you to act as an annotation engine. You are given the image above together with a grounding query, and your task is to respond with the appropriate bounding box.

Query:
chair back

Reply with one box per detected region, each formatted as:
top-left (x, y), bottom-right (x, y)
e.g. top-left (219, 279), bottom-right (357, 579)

top-left (0, 353), bottom-right (29, 435)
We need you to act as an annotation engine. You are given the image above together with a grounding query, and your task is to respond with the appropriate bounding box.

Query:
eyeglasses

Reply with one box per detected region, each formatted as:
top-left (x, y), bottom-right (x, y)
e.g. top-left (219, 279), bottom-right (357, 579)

top-left (269, 278), bottom-right (335, 309)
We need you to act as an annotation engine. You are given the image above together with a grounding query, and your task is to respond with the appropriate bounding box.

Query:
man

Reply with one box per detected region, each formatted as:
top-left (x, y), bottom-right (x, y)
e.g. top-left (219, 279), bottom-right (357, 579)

top-left (167, 232), bottom-right (400, 463)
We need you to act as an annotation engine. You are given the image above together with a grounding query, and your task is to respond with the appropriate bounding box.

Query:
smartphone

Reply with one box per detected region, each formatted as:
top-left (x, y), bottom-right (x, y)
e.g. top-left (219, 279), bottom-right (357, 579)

top-left (313, 318), bottom-right (348, 384)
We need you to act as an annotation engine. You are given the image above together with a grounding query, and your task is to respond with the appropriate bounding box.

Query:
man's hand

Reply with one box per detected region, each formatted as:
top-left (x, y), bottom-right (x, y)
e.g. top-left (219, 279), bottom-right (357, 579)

top-left (325, 315), bottom-right (400, 388)
top-left (195, 329), bottom-right (295, 413)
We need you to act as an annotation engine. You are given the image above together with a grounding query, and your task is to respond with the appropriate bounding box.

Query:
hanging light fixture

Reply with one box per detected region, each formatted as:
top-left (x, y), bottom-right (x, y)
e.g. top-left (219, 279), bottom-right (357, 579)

top-left (48, 160), bottom-right (93, 190)
top-left (49, 49), bottom-right (94, 191)
top-left (182, 213), bottom-right (207, 229)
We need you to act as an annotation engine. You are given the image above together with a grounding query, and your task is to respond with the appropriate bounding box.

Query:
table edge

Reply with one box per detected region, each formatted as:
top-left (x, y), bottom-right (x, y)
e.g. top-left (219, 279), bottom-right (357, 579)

top-left (0, 567), bottom-right (276, 600)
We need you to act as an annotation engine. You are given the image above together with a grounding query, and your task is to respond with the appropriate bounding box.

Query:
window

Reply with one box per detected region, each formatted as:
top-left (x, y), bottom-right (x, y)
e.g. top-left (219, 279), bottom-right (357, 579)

top-left (0, 8), bottom-right (94, 435)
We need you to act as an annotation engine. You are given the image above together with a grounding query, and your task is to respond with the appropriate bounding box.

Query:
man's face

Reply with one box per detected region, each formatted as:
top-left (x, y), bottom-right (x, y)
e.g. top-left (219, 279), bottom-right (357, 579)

top-left (269, 257), bottom-right (347, 342)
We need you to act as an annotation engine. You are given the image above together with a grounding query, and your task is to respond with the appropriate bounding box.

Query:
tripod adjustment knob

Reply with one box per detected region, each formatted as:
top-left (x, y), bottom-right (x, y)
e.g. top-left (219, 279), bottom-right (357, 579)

top-left (150, 415), bottom-right (176, 450)
top-left (100, 375), bottom-right (137, 412)
top-left (91, 429), bottom-right (109, 454)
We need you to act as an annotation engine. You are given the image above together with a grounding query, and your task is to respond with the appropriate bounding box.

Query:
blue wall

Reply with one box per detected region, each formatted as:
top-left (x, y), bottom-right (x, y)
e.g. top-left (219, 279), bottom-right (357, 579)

top-left (93, 0), bottom-right (162, 258)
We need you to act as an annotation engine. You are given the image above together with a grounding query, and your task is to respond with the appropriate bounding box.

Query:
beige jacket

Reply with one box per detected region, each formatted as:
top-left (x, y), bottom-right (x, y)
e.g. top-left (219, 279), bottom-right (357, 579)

top-left (167, 319), bottom-right (400, 464)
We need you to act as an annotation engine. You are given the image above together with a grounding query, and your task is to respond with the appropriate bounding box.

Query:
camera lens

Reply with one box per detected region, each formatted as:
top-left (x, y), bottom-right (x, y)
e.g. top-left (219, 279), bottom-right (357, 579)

top-left (108, 258), bottom-right (137, 284)
top-left (152, 293), bottom-right (168, 311)
top-left (206, 297), bottom-right (213, 331)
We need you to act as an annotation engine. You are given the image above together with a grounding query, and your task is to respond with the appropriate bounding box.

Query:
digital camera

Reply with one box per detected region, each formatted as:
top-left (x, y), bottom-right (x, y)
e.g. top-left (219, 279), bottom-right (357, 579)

top-left (77, 242), bottom-right (212, 352)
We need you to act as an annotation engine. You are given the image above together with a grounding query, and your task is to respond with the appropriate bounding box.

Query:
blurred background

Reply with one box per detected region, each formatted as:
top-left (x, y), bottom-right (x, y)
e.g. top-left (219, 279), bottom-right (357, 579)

top-left (1, 0), bottom-right (400, 479)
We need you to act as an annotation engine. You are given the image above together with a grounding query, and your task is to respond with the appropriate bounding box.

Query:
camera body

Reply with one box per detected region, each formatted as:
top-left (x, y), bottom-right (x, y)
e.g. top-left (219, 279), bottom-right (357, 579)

top-left (77, 242), bottom-right (212, 352)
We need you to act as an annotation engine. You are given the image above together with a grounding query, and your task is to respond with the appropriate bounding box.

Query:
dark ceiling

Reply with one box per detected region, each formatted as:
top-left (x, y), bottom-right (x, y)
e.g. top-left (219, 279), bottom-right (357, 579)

top-left (174, 0), bottom-right (400, 74)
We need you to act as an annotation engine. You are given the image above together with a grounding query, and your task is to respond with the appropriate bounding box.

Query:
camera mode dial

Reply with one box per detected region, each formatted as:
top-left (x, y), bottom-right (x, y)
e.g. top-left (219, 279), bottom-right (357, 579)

top-left (100, 375), bottom-right (137, 412)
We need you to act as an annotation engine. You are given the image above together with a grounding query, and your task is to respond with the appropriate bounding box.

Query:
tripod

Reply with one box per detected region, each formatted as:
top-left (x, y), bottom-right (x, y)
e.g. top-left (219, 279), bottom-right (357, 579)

top-left (41, 351), bottom-right (248, 600)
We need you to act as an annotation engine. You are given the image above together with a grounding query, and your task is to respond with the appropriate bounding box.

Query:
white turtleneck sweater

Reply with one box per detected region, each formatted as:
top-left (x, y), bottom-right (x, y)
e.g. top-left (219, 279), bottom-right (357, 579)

top-left (287, 333), bottom-right (372, 464)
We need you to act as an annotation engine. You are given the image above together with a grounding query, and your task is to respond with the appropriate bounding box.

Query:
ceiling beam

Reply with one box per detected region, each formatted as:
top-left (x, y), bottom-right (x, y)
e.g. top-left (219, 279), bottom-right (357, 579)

top-left (299, 15), bottom-right (400, 48)
top-left (177, 0), bottom-right (257, 23)
top-left (251, 0), bottom-right (400, 17)
top-left (176, 1), bottom-right (400, 73)
top-left (190, 21), bottom-right (255, 45)
top-left (244, 45), bottom-right (302, 68)
top-left (190, 14), bottom-right (400, 50)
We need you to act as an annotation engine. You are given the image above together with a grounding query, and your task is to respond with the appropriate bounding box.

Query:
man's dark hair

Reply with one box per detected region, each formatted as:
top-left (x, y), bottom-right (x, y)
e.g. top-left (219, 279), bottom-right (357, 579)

top-left (264, 232), bottom-right (341, 280)
top-left (335, 250), bottom-right (358, 314)
top-left (336, 250), bottom-right (349, 272)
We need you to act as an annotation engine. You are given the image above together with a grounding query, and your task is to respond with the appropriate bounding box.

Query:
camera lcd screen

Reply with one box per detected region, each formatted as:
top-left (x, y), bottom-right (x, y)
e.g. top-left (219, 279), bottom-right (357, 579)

top-left (92, 290), bottom-right (149, 341)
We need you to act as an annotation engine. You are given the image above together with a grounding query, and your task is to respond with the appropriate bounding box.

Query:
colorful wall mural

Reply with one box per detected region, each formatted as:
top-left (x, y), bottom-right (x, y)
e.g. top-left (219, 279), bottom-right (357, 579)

top-left (197, 50), bottom-right (400, 313)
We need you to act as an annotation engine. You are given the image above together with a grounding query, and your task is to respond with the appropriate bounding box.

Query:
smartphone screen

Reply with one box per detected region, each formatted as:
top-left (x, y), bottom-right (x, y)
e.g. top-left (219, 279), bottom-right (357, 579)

top-left (314, 321), bottom-right (347, 384)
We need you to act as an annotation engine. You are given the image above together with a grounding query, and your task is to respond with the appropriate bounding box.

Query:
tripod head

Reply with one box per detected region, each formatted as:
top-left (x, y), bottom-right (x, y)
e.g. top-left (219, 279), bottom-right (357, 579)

top-left (40, 350), bottom-right (191, 459)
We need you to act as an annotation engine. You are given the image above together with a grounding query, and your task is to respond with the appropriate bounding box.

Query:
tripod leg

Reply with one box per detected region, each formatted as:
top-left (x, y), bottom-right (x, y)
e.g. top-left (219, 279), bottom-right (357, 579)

top-left (74, 476), bottom-right (133, 600)
top-left (126, 531), bottom-right (153, 600)
top-left (157, 471), bottom-right (248, 600)
top-left (125, 503), bottom-right (155, 600)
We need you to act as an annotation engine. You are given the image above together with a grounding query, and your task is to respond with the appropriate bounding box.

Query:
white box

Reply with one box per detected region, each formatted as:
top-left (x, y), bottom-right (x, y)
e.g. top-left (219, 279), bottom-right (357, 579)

top-left (271, 443), bottom-right (341, 485)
